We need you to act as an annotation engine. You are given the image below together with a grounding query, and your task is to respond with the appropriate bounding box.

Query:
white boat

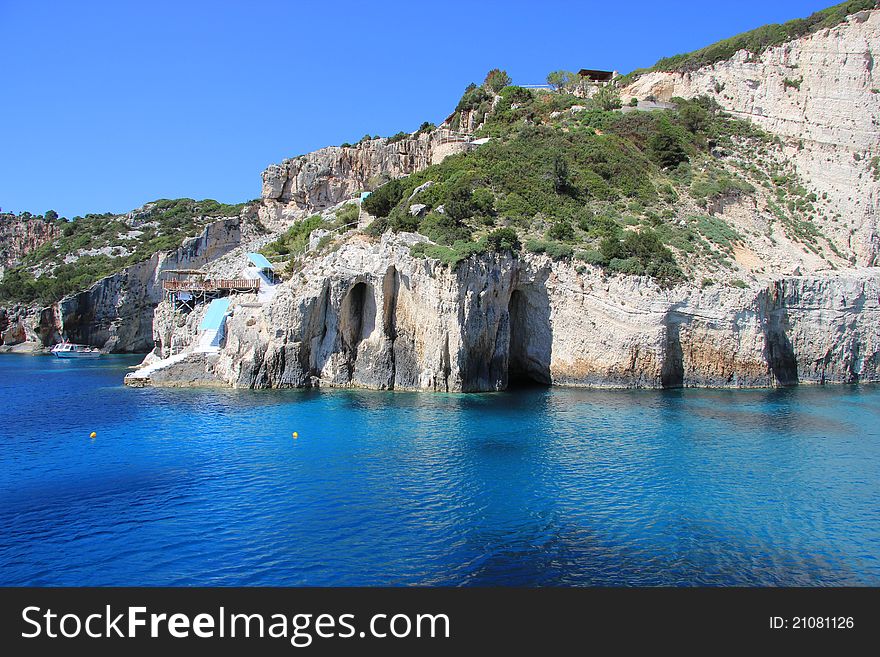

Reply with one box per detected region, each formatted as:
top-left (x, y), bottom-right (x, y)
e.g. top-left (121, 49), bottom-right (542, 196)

top-left (52, 342), bottom-right (102, 358)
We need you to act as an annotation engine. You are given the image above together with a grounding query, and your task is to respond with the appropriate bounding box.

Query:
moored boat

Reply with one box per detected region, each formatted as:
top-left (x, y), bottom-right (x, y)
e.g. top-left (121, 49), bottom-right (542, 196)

top-left (51, 342), bottom-right (102, 359)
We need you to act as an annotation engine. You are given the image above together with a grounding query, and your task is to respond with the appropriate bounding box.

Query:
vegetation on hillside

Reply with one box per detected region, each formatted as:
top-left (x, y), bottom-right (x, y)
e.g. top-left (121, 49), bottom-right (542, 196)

top-left (0, 198), bottom-right (248, 304)
top-left (260, 202), bottom-right (360, 276)
top-left (620, 0), bottom-right (876, 81)
top-left (362, 83), bottom-right (817, 285)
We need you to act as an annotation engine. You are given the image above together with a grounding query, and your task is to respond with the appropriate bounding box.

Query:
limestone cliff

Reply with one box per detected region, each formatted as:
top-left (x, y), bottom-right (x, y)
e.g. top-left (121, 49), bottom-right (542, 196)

top-left (127, 6), bottom-right (880, 391)
top-left (623, 8), bottom-right (880, 265)
top-left (136, 232), bottom-right (879, 390)
top-left (259, 129), bottom-right (474, 230)
top-left (1, 214), bottom-right (250, 352)
top-left (0, 214), bottom-right (59, 277)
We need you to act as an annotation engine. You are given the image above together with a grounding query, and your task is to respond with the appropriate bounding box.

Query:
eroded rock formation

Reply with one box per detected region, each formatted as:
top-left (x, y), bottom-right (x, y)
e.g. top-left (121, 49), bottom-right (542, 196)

top-left (141, 233), bottom-right (879, 390)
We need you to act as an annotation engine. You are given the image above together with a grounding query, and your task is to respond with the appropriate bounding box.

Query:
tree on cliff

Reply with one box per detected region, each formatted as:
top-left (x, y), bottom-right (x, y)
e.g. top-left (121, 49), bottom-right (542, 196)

top-left (483, 69), bottom-right (511, 93)
top-left (546, 70), bottom-right (575, 92)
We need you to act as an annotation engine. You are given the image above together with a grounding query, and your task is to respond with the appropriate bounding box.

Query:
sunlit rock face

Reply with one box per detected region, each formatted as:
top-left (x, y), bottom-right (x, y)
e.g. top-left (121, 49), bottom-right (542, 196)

top-left (624, 9), bottom-right (880, 266)
top-left (143, 231), bottom-right (880, 391)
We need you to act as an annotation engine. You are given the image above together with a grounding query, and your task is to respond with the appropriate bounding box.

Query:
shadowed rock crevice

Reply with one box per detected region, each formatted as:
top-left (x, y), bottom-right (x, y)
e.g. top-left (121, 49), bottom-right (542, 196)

top-left (764, 310), bottom-right (799, 386)
top-left (506, 287), bottom-right (552, 387)
top-left (661, 312), bottom-right (685, 389)
top-left (339, 281), bottom-right (376, 380)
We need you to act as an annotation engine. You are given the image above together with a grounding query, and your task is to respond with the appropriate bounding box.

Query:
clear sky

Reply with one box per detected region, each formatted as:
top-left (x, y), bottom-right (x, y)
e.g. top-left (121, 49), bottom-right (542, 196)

top-left (0, 0), bottom-right (837, 218)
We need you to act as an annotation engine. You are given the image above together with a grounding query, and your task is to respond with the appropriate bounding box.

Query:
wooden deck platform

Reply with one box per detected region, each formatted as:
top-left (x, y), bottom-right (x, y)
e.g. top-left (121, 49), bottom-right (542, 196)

top-left (162, 278), bottom-right (260, 293)
top-left (162, 278), bottom-right (260, 310)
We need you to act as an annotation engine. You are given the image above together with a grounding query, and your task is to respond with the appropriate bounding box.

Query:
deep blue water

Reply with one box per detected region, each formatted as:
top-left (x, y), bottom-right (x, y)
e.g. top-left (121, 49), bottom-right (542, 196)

top-left (1, 354), bottom-right (878, 586)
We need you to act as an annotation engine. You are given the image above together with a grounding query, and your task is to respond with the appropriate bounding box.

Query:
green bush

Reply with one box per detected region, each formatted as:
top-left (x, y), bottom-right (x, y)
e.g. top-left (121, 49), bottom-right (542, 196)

top-left (694, 215), bottom-right (743, 251)
top-left (690, 169), bottom-right (755, 205)
top-left (525, 239), bottom-right (574, 260)
top-left (410, 239), bottom-right (487, 267)
top-left (592, 85), bottom-right (622, 111)
top-left (471, 187), bottom-right (495, 216)
top-left (386, 131), bottom-right (409, 144)
top-left (485, 227), bottom-right (521, 252)
top-left (574, 248), bottom-right (606, 266)
top-left (456, 83), bottom-right (491, 113)
top-left (647, 118), bottom-right (689, 168)
top-left (598, 229), bottom-right (683, 283)
top-left (420, 212), bottom-right (471, 245)
top-left (414, 122), bottom-right (436, 137)
top-left (546, 220), bottom-right (575, 242)
top-left (261, 215), bottom-right (324, 258)
top-left (362, 179), bottom-right (406, 217)
top-left (333, 202), bottom-right (360, 226)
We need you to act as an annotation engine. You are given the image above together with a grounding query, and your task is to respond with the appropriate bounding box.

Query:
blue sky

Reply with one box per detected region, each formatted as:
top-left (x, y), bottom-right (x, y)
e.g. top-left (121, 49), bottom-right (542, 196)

top-left (1, 0), bottom-right (836, 218)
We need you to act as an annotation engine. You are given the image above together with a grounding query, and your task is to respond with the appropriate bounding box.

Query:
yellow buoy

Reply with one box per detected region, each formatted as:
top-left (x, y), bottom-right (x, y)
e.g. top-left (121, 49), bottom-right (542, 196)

top-left (89, 432), bottom-right (97, 439)
top-left (292, 432), bottom-right (299, 439)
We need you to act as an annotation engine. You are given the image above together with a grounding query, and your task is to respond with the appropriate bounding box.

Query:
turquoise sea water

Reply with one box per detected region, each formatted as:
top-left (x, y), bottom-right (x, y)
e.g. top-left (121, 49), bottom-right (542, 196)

top-left (0, 354), bottom-right (878, 586)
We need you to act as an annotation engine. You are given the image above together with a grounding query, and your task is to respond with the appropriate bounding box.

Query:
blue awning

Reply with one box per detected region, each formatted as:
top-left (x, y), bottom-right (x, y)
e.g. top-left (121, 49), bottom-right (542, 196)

top-left (199, 298), bottom-right (230, 331)
top-left (247, 252), bottom-right (274, 271)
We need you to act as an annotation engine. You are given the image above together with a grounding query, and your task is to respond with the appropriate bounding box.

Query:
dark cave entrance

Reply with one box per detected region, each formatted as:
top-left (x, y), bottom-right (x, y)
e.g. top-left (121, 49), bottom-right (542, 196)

top-left (339, 281), bottom-right (376, 358)
top-left (507, 289), bottom-right (551, 388)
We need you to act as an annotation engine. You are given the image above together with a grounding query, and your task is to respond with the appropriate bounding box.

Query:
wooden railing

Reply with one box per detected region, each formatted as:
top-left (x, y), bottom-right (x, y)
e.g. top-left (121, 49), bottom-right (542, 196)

top-left (163, 278), bottom-right (260, 292)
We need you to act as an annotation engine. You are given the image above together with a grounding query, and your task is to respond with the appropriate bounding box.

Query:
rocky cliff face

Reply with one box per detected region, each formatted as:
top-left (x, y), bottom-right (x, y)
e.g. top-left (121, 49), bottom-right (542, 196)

top-left (140, 233), bottom-right (879, 390)
top-left (129, 9), bottom-right (880, 391)
top-left (624, 8), bottom-right (880, 265)
top-left (1, 215), bottom-right (249, 352)
top-left (0, 214), bottom-right (59, 277)
top-left (56, 215), bottom-right (249, 352)
top-left (259, 130), bottom-right (473, 230)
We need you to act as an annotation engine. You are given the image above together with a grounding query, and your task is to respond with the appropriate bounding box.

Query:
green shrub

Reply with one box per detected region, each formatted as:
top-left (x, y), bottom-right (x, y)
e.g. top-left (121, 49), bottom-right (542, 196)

top-left (420, 212), bottom-right (471, 245)
top-left (575, 248), bottom-right (606, 266)
top-left (647, 118), bottom-right (689, 168)
top-left (695, 215), bottom-right (743, 251)
top-left (525, 239), bottom-right (574, 260)
top-left (546, 220), bottom-right (575, 242)
top-left (690, 168), bottom-right (755, 204)
top-left (471, 187), bottom-right (496, 216)
top-left (362, 179), bottom-right (406, 217)
top-left (485, 227), bottom-right (521, 252)
top-left (413, 122), bottom-right (436, 138)
top-left (599, 229), bottom-right (683, 283)
top-left (333, 202), bottom-right (360, 226)
top-left (592, 85), bottom-right (622, 111)
top-left (410, 239), bottom-right (487, 267)
top-left (456, 83), bottom-right (491, 113)
top-left (261, 215), bottom-right (324, 257)
top-left (386, 131), bottom-right (409, 144)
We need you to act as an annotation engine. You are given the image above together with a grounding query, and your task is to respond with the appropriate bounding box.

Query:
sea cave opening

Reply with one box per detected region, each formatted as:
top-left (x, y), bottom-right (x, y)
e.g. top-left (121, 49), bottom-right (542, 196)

top-left (339, 281), bottom-right (376, 357)
top-left (507, 288), bottom-right (551, 388)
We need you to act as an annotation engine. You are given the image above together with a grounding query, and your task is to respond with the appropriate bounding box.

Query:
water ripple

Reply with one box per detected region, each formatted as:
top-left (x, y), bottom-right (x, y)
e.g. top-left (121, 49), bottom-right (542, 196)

top-left (1, 357), bottom-right (879, 585)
